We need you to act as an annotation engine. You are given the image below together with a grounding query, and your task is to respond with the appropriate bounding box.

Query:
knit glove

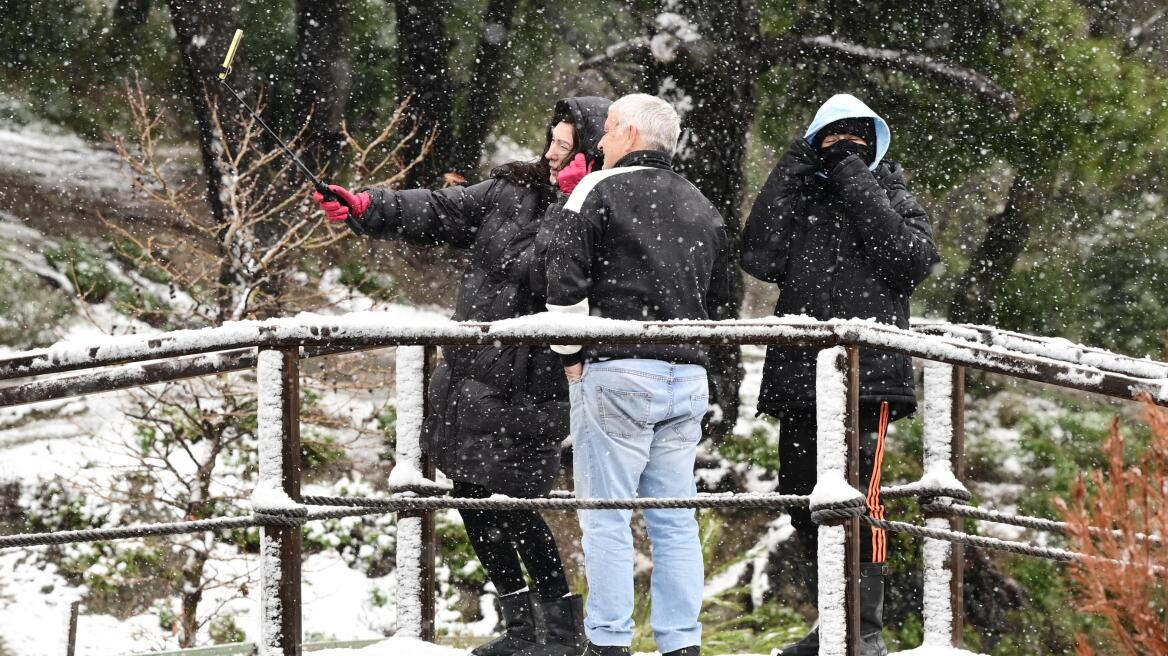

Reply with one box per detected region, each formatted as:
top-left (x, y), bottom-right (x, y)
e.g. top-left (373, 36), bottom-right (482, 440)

top-left (312, 184), bottom-right (371, 222)
top-left (820, 140), bottom-right (868, 174)
top-left (556, 153), bottom-right (592, 195)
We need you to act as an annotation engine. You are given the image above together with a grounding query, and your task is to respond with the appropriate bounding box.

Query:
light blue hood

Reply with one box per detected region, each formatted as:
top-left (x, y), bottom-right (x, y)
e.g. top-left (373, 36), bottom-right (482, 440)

top-left (803, 93), bottom-right (891, 171)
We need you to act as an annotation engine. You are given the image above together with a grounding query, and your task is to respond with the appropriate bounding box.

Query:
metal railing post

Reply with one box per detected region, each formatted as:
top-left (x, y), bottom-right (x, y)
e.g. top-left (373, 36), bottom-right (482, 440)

top-left (813, 346), bottom-right (864, 656)
top-left (256, 347), bottom-right (303, 656)
top-left (949, 366), bottom-right (966, 646)
top-left (420, 346), bottom-right (437, 640)
top-left (921, 361), bottom-right (966, 648)
top-left (844, 346), bottom-right (862, 656)
top-left (393, 345), bottom-right (434, 639)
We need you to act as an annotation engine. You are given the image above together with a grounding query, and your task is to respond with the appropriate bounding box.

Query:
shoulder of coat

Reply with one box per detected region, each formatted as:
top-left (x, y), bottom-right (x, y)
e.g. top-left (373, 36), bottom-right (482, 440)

top-left (563, 166), bottom-right (651, 213)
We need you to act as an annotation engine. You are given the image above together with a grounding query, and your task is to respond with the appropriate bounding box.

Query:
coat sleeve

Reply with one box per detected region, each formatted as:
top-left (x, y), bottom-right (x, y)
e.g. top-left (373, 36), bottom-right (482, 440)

top-left (705, 226), bottom-right (737, 321)
top-left (545, 189), bottom-right (605, 364)
top-left (354, 179), bottom-right (497, 249)
top-left (741, 139), bottom-right (818, 284)
top-left (832, 157), bottom-right (940, 294)
top-left (519, 204), bottom-right (563, 305)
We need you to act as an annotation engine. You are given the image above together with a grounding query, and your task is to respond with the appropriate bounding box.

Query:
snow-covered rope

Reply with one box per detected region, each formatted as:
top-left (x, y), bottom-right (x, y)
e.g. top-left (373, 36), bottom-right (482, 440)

top-left (0, 516), bottom-right (261, 549)
top-left (862, 516), bottom-right (1081, 562)
top-left (809, 497), bottom-right (869, 524)
top-left (301, 492), bottom-right (808, 511)
top-left (865, 515), bottom-right (1167, 575)
top-left (920, 500), bottom-right (1164, 545)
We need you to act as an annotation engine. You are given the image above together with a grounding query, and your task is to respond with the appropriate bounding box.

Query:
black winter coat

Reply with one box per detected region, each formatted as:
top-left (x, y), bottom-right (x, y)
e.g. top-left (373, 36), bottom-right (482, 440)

top-left (356, 178), bottom-right (569, 497)
top-left (741, 139), bottom-right (939, 418)
top-left (545, 150), bottom-right (735, 366)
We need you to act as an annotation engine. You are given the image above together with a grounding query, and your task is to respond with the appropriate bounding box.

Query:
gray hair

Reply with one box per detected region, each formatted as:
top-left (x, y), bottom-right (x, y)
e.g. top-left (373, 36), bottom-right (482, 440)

top-left (611, 93), bottom-right (681, 153)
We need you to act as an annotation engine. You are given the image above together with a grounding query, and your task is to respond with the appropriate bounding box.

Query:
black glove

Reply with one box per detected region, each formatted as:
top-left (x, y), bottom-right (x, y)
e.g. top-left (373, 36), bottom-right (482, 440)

top-left (820, 139), bottom-right (869, 173)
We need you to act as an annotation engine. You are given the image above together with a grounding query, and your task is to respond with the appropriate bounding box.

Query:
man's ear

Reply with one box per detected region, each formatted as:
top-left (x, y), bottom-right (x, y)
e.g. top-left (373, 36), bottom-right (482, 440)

top-left (626, 124), bottom-right (640, 149)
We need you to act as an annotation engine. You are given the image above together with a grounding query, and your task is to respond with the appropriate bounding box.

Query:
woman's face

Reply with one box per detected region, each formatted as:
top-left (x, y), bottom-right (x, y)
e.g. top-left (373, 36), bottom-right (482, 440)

top-left (545, 121), bottom-right (576, 180)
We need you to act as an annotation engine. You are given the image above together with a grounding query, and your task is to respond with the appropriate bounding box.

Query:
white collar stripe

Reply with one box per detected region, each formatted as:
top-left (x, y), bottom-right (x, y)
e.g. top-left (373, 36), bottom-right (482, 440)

top-left (563, 166), bottom-right (651, 213)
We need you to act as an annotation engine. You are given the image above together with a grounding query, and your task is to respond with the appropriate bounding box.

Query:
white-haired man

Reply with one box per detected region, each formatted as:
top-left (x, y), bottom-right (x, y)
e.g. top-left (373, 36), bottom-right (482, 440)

top-left (545, 93), bottom-right (734, 656)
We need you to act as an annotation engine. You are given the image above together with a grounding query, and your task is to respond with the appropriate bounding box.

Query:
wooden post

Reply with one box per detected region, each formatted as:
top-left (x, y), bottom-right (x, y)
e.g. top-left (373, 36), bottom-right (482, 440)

top-left (64, 600), bottom-right (79, 656)
top-left (256, 347), bottom-right (302, 656)
top-left (844, 346), bottom-right (862, 656)
top-left (950, 366), bottom-right (966, 647)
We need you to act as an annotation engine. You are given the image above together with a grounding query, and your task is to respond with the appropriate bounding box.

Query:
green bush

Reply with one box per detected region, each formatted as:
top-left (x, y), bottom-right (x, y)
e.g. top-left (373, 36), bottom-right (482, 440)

top-left (0, 257), bottom-right (72, 349)
top-left (44, 238), bottom-right (118, 303)
top-left (209, 613), bottom-right (247, 644)
top-left (338, 258), bottom-right (401, 303)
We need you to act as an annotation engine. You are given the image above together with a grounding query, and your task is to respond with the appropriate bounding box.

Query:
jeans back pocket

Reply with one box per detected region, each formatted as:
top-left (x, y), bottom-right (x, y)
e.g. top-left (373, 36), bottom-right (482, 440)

top-left (597, 385), bottom-right (652, 439)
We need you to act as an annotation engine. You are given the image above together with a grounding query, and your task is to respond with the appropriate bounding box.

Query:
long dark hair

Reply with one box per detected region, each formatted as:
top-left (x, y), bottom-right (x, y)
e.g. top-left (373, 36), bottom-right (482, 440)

top-left (490, 114), bottom-right (580, 191)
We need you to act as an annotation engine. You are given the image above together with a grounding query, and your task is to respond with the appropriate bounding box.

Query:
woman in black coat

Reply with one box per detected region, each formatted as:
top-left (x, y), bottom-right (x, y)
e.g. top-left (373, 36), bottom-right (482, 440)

top-left (314, 96), bottom-right (612, 656)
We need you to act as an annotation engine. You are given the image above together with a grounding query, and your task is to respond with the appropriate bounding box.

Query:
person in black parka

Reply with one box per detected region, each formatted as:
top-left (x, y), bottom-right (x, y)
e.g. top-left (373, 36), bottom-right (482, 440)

top-left (741, 94), bottom-right (939, 656)
top-left (314, 96), bottom-right (612, 656)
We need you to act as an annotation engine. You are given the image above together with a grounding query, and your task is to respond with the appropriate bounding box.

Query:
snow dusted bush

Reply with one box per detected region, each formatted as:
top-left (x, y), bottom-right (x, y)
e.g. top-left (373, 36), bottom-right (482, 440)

top-left (302, 476), bottom-right (398, 577)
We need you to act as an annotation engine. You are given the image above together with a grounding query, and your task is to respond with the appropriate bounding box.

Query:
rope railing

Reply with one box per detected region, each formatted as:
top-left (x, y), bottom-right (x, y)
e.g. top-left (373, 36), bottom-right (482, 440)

top-left (920, 500), bottom-right (1165, 545)
top-left (8, 487), bottom-right (1146, 565)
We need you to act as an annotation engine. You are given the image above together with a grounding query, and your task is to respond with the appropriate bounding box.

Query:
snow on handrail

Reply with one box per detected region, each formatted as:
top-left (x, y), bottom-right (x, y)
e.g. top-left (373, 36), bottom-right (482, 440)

top-left (913, 320), bottom-right (1168, 380)
top-left (1, 314), bottom-right (1165, 405)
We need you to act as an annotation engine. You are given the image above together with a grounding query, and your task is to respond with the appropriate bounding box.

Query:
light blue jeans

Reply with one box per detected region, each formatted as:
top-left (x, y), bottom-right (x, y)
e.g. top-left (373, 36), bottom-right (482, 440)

top-left (570, 358), bottom-right (707, 652)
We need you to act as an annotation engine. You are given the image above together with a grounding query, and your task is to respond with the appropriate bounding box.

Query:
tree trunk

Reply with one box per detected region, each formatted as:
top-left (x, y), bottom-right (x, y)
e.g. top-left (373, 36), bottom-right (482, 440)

top-left (395, 0), bottom-right (455, 187)
top-left (947, 175), bottom-right (1037, 325)
top-left (641, 0), bottom-right (758, 440)
top-left (165, 0), bottom-right (241, 320)
top-left (449, 0), bottom-right (521, 176)
top-left (178, 549), bottom-right (209, 647)
top-left (254, 0), bottom-right (354, 319)
top-left (114, 0), bottom-right (151, 26)
top-left (280, 0), bottom-right (353, 172)
top-left (165, 0), bottom-right (239, 226)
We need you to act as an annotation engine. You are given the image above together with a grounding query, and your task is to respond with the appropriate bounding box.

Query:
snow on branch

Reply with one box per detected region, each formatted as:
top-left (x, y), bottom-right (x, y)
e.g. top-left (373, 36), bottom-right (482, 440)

top-left (583, 30), bottom-right (1018, 119)
top-left (774, 35), bottom-right (1020, 119)
top-left (579, 36), bottom-right (654, 71)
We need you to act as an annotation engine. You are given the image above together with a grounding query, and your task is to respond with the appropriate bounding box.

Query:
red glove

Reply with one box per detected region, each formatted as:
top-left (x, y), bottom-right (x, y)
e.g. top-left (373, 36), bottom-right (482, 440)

top-left (312, 184), bottom-right (371, 222)
top-left (556, 153), bottom-right (592, 195)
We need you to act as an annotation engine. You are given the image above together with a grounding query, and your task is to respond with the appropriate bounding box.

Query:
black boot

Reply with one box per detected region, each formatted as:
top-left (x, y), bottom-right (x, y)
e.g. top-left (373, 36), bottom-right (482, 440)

top-left (515, 594), bottom-right (585, 656)
top-left (662, 647), bottom-right (701, 655)
top-left (581, 643), bottom-right (630, 656)
top-left (774, 564), bottom-right (887, 656)
top-left (472, 590), bottom-right (539, 656)
top-left (858, 563), bottom-right (888, 656)
top-left (774, 531), bottom-right (820, 655)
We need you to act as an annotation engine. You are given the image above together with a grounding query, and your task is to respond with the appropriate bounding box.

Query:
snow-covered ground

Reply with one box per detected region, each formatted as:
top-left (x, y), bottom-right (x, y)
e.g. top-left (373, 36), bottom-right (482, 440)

top-left (0, 122), bottom-right (128, 197)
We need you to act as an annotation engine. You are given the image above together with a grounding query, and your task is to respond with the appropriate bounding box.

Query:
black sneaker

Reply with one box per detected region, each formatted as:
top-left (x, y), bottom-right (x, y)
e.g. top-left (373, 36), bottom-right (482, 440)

top-left (663, 648), bottom-right (701, 656)
top-left (581, 642), bottom-right (631, 656)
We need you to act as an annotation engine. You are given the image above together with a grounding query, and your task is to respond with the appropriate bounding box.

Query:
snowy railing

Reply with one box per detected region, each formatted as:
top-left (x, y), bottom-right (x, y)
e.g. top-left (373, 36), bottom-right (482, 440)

top-left (1, 315), bottom-right (1167, 656)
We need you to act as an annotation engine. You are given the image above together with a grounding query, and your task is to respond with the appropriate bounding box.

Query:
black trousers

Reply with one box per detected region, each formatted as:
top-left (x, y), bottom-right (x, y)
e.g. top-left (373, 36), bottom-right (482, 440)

top-left (453, 481), bottom-right (570, 601)
top-left (779, 404), bottom-right (890, 567)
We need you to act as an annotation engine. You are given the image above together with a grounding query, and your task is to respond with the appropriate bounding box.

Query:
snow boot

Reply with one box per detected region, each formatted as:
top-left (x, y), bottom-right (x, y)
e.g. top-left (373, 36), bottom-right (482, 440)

top-left (581, 643), bottom-right (631, 656)
top-left (858, 563), bottom-right (888, 656)
top-left (772, 563), bottom-right (887, 656)
top-left (473, 590), bottom-right (539, 656)
top-left (515, 594), bottom-right (585, 656)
